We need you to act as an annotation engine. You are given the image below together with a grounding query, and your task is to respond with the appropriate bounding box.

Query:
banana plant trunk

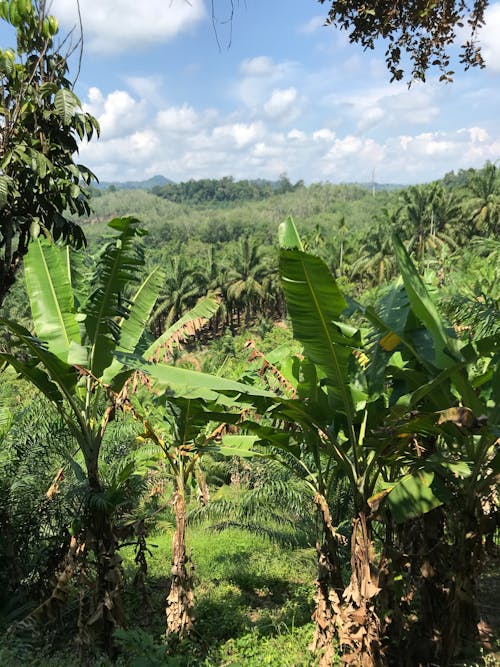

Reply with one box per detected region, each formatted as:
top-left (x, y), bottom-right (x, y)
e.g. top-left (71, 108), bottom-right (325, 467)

top-left (400, 507), bottom-right (449, 666)
top-left (310, 495), bottom-right (344, 667)
top-left (338, 512), bottom-right (384, 667)
top-left (81, 457), bottom-right (123, 658)
top-left (166, 474), bottom-right (194, 637)
top-left (441, 500), bottom-right (482, 666)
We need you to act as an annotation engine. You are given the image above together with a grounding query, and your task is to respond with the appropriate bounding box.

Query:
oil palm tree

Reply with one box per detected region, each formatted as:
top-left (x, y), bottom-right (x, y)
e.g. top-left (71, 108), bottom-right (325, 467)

top-left (150, 252), bottom-right (205, 334)
top-left (226, 236), bottom-right (271, 325)
top-left (467, 161), bottom-right (500, 237)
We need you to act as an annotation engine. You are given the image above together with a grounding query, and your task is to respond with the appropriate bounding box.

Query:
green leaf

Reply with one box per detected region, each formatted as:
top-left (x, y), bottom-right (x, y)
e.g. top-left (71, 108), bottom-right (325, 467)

top-left (382, 470), bottom-right (446, 523)
top-left (218, 435), bottom-right (261, 458)
top-left (102, 266), bottom-right (165, 385)
top-left (392, 234), bottom-right (458, 368)
top-left (54, 88), bottom-right (79, 125)
top-left (0, 318), bottom-right (77, 399)
top-left (144, 296), bottom-right (220, 361)
top-left (278, 216), bottom-right (303, 250)
top-left (0, 351), bottom-right (65, 405)
top-left (115, 353), bottom-right (274, 407)
top-left (0, 174), bottom-right (12, 208)
top-left (279, 247), bottom-right (357, 423)
top-left (24, 240), bottom-right (81, 363)
top-left (84, 217), bottom-right (146, 378)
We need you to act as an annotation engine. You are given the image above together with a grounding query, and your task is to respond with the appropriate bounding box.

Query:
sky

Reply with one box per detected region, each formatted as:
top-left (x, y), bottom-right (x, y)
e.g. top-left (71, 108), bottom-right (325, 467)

top-left (39, 1), bottom-right (500, 184)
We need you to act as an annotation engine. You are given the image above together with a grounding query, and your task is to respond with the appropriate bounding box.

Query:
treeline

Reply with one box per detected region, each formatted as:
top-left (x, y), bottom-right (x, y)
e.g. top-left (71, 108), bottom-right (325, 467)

top-left (151, 174), bottom-right (304, 205)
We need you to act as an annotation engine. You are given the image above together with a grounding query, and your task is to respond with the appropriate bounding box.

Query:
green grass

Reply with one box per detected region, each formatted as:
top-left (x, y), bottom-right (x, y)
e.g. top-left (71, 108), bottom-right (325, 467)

top-left (114, 527), bottom-right (319, 666)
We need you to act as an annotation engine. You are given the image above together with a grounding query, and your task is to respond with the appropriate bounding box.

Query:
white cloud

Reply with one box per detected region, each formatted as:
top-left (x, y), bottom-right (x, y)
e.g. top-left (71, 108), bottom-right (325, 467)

top-left (156, 105), bottom-right (201, 133)
top-left (76, 79), bottom-right (500, 185)
top-left (478, 2), bottom-right (500, 72)
top-left (313, 129), bottom-right (336, 142)
top-left (298, 16), bottom-right (324, 34)
top-left (52, 0), bottom-right (205, 53)
top-left (212, 122), bottom-right (264, 149)
top-left (240, 56), bottom-right (276, 77)
top-left (83, 88), bottom-right (147, 140)
top-left (237, 56), bottom-right (299, 108)
top-left (264, 87), bottom-right (299, 119)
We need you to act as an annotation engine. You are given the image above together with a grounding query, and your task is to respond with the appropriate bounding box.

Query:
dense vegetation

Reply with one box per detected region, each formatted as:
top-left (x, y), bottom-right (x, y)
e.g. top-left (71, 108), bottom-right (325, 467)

top-left (1, 3), bottom-right (499, 666)
top-left (1, 162), bottom-right (499, 666)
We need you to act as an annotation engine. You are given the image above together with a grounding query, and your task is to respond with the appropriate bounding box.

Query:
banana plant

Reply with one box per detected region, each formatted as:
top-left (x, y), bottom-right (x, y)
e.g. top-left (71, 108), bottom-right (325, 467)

top-left (130, 392), bottom-right (247, 639)
top-left (115, 343), bottom-right (277, 639)
top-left (360, 235), bottom-right (499, 666)
top-left (0, 217), bottom-right (168, 653)
top-left (266, 217), bottom-right (395, 666)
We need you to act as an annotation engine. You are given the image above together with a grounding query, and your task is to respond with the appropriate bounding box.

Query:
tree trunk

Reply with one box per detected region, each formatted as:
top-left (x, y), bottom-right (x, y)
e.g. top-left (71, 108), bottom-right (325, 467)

top-left (338, 513), bottom-right (385, 667)
top-left (441, 499), bottom-right (483, 665)
top-left (310, 494), bottom-right (344, 667)
top-left (80, 459), bottom-right (123, 659)
top-left (166, 480), bottom-right (194, 637)
top-left (400, 507), bottom-right (450, 666)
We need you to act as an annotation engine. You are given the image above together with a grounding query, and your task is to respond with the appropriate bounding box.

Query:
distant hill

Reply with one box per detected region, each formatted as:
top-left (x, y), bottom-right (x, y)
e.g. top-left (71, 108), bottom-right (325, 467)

top-left (95, 175), bottom-right (174, 191)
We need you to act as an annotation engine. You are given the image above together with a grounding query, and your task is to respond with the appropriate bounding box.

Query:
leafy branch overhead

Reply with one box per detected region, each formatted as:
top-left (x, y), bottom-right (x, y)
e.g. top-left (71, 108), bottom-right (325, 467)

top-left (0, 0), bottom-right (99, 306)
top-left (318, 0), bottom-right (488, 82)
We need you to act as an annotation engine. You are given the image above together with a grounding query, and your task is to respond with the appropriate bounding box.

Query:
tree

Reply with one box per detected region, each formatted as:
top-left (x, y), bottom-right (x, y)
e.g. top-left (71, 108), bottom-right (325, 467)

top-left (318, 1), bottom-right (488, 82)
top-left (226, 236), bottom-right (271, 325)
top-left (149, 252), bottom-right (205, 334)
top-left (467, 161), bottom-right (500, 237)
top-left (0, 0), bottom-right (99, 306)
top-left (0, 218), bottom-right (164, 655)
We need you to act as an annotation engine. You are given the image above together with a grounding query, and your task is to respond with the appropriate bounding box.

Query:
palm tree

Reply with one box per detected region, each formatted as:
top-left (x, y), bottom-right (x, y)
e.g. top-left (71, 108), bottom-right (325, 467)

top-left (226, 236), bottom-right (271, 326)
top-left (467, 161), bottom-right (500, 237)
top-left (349, 210), bottom-right (397, 286)
top-left (150, 252), bottom-right (205, 334)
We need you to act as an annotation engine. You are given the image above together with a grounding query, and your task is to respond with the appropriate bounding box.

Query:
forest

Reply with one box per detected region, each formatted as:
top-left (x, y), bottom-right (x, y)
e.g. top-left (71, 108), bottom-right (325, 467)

top-left (0, 1), bottom-right (499, 666)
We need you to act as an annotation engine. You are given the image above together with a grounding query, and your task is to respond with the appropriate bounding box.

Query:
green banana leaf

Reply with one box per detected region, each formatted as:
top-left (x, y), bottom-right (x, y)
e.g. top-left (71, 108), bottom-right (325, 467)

top-left (115, 352), bottom-right (275, 408)
top-left (24, 239), bottom-right (80, 363)
top-left (278, 215), bottom-right (303, 250)
top-left (279, 217), bottom-right (357, 428)
top-left (392, 234), bottom-right (459, 369)
top-left (102, 266), bottom-right (165, 386)
top-left (0, 318), bottom-right (77, 398)
top-left (0, 351), bottom-right (65, 406)
top-left (218, 434), bottom-right (262, 458)
top-left (376, 470), bottom-right (449, 523)
top-left (85, 217), bottom-right (147, 378)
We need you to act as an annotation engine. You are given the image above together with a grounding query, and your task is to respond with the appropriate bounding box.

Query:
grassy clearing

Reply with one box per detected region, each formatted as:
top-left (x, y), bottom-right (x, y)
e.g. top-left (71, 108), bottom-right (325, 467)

top-left (117, 527), bottom-right (319, 665)
top-left (0, 526), bottom-right (321, 665)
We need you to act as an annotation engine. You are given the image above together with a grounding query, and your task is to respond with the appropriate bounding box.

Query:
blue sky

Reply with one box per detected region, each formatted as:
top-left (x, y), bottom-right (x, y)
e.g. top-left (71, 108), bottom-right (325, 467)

top-left (45, 0), bottom-right (500, 184)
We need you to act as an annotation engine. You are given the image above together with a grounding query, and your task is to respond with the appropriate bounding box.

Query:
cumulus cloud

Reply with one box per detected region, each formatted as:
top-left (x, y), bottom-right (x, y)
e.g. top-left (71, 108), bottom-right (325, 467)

top-left (240, 56), bottom-right (276, 77)
top-left (83, 88), bottom-right (147, 140)
top-left (156, 105), bottom-right (201, 133)
top-left (478, 2), bottom-right (500, 72)
top-left (51, 0), bottom-right (205, 53)
top-left (77, 74), bottom-right (500, 185)
top-left (237, 57), bottom-right (299, 108)
top-left (324, 82), bottom-right (441, 133)
top-left (264, 87), bottom-right (299, 119)
top-left (212, 122), bottom-right (264, 149)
